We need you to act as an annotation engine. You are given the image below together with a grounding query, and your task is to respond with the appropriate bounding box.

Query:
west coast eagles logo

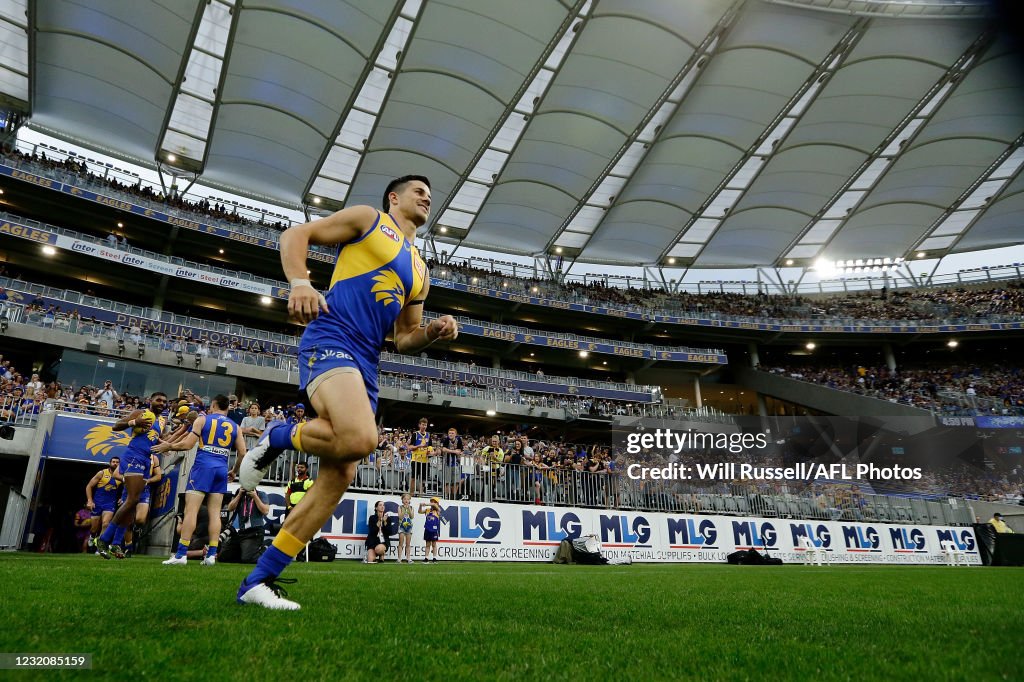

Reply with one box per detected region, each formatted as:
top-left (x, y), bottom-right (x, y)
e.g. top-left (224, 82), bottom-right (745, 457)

top-left (83, 425), bottom-right (131, 457)
top-left (371, 268), bottom-right (406, 307)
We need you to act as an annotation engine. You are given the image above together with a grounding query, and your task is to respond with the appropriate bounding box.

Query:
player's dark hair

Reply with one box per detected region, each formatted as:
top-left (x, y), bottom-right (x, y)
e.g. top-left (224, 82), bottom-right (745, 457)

top-left (383, 175), bottom-right (431, 211)
top-left (211, 394), bottom-right (230, 410)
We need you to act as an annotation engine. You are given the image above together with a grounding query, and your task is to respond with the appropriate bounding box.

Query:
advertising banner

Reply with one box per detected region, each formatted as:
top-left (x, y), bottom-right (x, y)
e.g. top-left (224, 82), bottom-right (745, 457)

top-left (250, 489), bottom-right (980, 565)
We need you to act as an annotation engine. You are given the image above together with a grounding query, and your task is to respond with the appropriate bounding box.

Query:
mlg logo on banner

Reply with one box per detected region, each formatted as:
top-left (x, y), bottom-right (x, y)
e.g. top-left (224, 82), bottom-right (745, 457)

top-left (732, 520), bottom-right (777, 550)
top-left (890, 527), bottom-right (928, 553)
top-left (666, 517), bottom-right (718, 549)
top-left (600, 513), bottom-right (652, 547)
top-left (842, 525), bottom-right (882, 552)
top-left (331, 498), bottom-right (375, 536)
top-left (936, 528), bottom-right (977, 553)
top-left (790, 522), bottom-right (832, 549)
top-left (439, 505), bottom-right (501, 544)
top-left (521, 510), bottom-right (582, 543)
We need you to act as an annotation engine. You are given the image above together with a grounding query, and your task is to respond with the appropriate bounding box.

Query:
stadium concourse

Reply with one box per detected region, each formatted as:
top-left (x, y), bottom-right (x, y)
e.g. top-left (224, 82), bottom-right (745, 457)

top-left (0, 0), bottom-right (1023, 678)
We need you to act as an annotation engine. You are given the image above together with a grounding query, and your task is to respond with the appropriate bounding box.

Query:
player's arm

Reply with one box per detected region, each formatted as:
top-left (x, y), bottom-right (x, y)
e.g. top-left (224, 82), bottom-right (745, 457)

top-left (230, 427), bottom-right (248, 477)
top-left (153, 416), bottom-right (203, 453)
top-left (147, 457), bottom-right (163, 485)
top-left (85, 471), bottom-right (100, 509)
top-left (112, 408), bottom-right (147, 432)
top-left (160, 421), bottom-right (187, 443)
top-left (393, 278), bottom-right (458, 354)
top-left (280, 204), bottom-right (379, 324)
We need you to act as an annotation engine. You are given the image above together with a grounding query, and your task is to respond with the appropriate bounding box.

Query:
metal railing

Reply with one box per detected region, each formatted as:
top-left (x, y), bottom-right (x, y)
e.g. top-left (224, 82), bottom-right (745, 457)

top-left (0, 398), bottom-right (980, 522)
top-left (244, 455), bottom-right (975, 526)
top-left (2, 304), bottom-right (672, 414)
top-left (1, 278), bottom-right (663, 398)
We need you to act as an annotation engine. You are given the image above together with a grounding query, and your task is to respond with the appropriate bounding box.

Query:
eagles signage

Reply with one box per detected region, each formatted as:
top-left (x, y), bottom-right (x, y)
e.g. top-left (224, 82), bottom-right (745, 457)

top-left (286, 490), bottom-right (981, 565)
top-left (42, 413), bottom-right (169, 459)
top-left (42, 414), bottom-right (141, 463)
top-left (41, 414), bottom-right (177, 515)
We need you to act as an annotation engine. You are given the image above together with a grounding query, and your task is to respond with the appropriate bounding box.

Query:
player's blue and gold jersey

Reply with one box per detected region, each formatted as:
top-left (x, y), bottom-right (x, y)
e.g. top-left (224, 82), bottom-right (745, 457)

top-left (94, 469), bottom-right (122, 506)
top-left (97, 469), bottom-right (120, 493)
top-left (195, 413), bottom-right (237, 466)
top-left (124, 421), bottom-right (161, 459)
top-left (300, 211), bottom-right (426, 381)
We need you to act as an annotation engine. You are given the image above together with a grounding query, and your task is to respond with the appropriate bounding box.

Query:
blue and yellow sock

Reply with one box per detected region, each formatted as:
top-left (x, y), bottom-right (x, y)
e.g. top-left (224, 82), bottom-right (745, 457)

top-left (244, 529), bottom-right (303, 585)
top-left (290, 422), bottom-right (305, 451)
top-left (175, 539), bottom-right (189, 558)
top-left (99, 523), bottom-right (119, 544)
top-left (111, 524), bottom-right (127, 547)
top-left (266, 422), bottom-right (296, 452)
top-left (206, 541), bottom-right (219, 558)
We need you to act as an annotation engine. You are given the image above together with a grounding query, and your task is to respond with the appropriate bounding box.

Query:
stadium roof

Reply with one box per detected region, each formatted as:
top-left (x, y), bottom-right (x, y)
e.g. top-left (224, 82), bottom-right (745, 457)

top-left (1, 0), bottom-right (1021, 269)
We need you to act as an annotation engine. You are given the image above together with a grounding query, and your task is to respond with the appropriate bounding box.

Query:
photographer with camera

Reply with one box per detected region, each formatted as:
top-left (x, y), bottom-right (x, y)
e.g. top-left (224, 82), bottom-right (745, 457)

top-left (224, 487), bottom-right (270, 563)
top-left (93, 379), bottom-right (120, 410)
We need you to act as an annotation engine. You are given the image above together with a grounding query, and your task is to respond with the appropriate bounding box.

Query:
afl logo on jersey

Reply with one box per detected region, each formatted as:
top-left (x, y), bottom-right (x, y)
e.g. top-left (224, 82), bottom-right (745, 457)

top-left (380, 225), bottom-right (401, 242)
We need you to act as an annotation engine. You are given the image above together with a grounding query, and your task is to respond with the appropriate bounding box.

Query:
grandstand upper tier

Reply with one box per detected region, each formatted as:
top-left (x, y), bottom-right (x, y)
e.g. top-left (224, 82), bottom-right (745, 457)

top-left (1, 152), bottom-right (1023, 339)
top-left (0, 0), bottom-right (1019, 273)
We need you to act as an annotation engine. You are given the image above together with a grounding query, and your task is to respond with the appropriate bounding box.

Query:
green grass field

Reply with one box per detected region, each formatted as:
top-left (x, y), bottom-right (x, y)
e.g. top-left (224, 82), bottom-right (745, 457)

top-left (0, 554), bottom-right (1020, 681)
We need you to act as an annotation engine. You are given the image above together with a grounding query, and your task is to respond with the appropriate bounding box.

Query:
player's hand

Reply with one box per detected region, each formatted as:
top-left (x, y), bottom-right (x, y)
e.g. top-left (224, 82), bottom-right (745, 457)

top-left (86, 501), bottom-right (95, 511)
top-left (151, 442), bottom-right (170, 454)
top-left (228, 470), bottom-right (236, 483)
top-left (428, 315), bottom-right (459, 342)
top-left (289, 282), bottom-right (329, 324)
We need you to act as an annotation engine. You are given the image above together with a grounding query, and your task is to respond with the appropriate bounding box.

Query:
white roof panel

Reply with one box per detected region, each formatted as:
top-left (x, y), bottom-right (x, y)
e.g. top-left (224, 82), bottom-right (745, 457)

top-left (14, 0), bottom-right (1018, 266)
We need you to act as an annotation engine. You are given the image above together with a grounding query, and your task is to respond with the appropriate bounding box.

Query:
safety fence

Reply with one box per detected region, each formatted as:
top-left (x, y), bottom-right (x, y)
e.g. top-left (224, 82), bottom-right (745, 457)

top-left (237, 453), bottom-right (975, 527)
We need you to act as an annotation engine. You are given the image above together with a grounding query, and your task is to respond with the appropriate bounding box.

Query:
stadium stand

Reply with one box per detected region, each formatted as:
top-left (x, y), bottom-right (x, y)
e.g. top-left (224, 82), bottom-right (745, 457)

top-left (3, 146), bottom-right (1024, 327)
top-left (760, 364), bottom-right (1024, 416)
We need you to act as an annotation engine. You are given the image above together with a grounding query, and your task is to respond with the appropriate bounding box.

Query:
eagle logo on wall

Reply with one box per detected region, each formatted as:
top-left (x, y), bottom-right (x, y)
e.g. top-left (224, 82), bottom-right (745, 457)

top-left (83, 425), bottom-right (130, 457)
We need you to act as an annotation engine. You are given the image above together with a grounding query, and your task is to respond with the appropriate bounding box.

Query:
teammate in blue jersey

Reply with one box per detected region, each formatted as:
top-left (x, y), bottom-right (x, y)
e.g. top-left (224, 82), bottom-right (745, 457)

top-left (85, 456), bottom-right (121, 549)
top-left (153, 394), bottom-right (246, 566)
top-left (236, 175), bottom-right (458, 610)
top-left (95, 391), bottom-right (168, 559)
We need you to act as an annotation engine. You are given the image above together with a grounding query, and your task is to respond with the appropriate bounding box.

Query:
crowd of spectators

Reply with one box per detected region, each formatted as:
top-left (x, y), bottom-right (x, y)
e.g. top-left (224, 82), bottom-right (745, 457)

top-left (763, 364), bottom-right (1024, 416)
top-left (5, 143), bottom-right (1024, 329)
top-left (364, 419), bottom-right (1020, 509)
top-left (431, 256), bottom-right (1024, 325)
top-left (2, 366), bottom-right (1016, 510)
top-left (368, 424), bottom-right (617, 506)
top-left (0, 146), bottom-right (289, 233)
top-left (619, 424), bottom-right (1021, 507)
top-left (5, 296), bottom-right (667, 416)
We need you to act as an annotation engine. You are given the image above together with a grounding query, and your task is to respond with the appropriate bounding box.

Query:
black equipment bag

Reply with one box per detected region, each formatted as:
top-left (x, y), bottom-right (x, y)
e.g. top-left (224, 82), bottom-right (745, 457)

top-left (727, 549), bottom-right (782, 565)
top-left (307, 536), bottom-right (338, 562)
